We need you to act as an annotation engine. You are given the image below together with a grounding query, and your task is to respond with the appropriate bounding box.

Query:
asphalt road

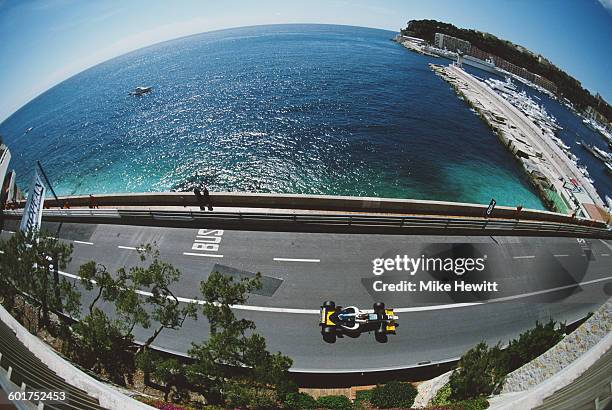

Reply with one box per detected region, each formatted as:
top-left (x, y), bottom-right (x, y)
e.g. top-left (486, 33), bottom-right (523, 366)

top-left (1, 220), bottom-right (611, 372)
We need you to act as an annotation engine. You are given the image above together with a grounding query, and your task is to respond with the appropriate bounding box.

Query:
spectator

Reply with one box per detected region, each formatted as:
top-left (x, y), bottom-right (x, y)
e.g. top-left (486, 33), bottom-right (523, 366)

top-left (203, 186), bottom-right (213, 211)
top-left (88, 194), bottom-right (98, 209)
top-left (193, 188), bottom-right (206, 211)
top-left (515, 205), bottom-right (523, 219)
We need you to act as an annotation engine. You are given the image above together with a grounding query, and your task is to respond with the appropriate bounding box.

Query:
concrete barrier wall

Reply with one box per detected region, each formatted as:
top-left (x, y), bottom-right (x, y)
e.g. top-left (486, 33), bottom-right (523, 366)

top-left (34, 192), bottom-right (608, 228)
top-left (0, 304), bottom-right (152, 410)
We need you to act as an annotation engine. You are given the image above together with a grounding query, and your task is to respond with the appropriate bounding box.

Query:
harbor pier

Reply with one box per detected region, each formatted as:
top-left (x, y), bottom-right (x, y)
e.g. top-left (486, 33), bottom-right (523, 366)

top-left (431, 63), bottom-right (608, 221)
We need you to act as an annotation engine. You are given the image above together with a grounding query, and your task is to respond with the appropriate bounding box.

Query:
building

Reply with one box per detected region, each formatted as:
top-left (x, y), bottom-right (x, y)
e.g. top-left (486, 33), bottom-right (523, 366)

top-left (434, 33), bottom-right (471, 54)
top-left (0, 144), bottom-right (12, 208)
top-left (434, 32), bottom-right (558, 95)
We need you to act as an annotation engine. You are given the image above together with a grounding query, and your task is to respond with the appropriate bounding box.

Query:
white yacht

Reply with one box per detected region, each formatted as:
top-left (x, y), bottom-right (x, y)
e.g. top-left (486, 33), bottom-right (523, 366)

top-left (130, 86), bottom-right (152, 96)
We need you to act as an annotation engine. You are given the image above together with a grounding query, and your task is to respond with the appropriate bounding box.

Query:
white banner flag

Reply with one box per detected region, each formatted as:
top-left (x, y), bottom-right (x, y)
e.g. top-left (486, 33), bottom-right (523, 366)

top-left (20, 170), bottom-right (46, 234)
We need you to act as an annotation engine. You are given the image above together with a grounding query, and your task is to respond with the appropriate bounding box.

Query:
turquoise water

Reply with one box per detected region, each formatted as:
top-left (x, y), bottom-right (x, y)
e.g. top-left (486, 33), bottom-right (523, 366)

top-left (0, 24), bottom-right (545, 209)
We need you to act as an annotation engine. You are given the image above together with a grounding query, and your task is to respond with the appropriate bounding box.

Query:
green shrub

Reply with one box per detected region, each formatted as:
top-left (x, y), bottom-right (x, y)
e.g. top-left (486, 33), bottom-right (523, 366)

top-left (430, 382), bottom-right (452, 406)
top-left (505, 320), bottom-right (565, 372)
top-left (283, 392), bottom-right (317, 409)
top-left (354, 389), bottom-right (373, 404)
top-left (449, 342), bottom-right (506, 400)
top-left (223, 383), bottom-right (278, 409)
top-left (425, 396), bottom-right (489, 409)
top-left (450, 396), bottom-right (489, 410)
top-left (370, 381), bottom-right (418, 409)
top-left (316, 395), bottom-right (352, 409)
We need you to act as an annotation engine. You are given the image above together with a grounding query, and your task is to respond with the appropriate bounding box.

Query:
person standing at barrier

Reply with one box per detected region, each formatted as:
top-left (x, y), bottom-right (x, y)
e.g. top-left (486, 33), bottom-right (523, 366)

top-left (515, 205), bottom-right (523, 220)
top-left (203, 186), bottom-right (213, 211)
top-left (193, 188), bottom-right (206, 211)
top-left (88, 194), bottom-right (98, 209)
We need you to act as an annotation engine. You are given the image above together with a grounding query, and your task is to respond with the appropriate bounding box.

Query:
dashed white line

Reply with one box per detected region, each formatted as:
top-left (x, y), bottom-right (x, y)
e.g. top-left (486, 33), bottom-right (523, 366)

top-left (183, 252), bottom-right (224, 258)
top-left (117, 245), bottom-right (144, 251)
top-left (512, 255), bottom-right (536, 259)
top-left (73, 240), bottom-right (94, 245)
top-left (274, 257), bottom-right (321, 263)
top-left (602, 254), bottom-right (610, 257)
top-left (553, 254), bottom-right (569, 257)
top-left (56, 269), bottom-right (612, 315)
top-left (0, 250), bottom-right (4, 254)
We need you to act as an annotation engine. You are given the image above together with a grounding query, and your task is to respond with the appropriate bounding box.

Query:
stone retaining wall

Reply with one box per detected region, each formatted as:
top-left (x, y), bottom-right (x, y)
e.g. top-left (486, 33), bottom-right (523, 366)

top-left (501, 298), bottom-right (611, 393)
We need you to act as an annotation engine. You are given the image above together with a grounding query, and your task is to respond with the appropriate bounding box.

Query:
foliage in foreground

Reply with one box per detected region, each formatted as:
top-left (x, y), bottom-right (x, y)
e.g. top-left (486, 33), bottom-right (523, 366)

top-left (449, 320), bottom-right (566, 401)
top-left (0, 230), bottom-right (79, 328)
top-left (186, 271), bottom-right (295, 407)
top-left (283, 392), bottom-right (318, 409)
top-left (370, 380), bottom-right (417, 409)
top-left (316, 394), bottom-right (353, 409)
top-left (0, 231), bottom-right (294, 407)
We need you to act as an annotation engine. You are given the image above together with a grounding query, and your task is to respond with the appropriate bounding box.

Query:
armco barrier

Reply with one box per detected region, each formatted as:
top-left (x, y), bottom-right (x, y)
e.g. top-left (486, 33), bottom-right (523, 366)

top-left (21, 192), bottom-right (611, 227)
top-left (2, 208), bottom-right (611, 239)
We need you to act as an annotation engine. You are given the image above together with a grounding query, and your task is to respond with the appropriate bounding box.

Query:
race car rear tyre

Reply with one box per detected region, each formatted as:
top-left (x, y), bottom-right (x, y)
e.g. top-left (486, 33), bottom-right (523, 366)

top-left (373, 302), bottom-right (385, 312)
top-left (322, 326), bottom-right (336, 343)
top-left (323, 301), bottom-right (335, 309)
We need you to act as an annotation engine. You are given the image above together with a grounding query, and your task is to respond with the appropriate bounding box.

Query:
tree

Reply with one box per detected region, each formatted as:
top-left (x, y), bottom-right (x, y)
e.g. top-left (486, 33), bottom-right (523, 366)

top-left (505, 319), bottom-right (565, 372)
top-left (77, 244), bottom-right (195, 387)
top-left (187, 271), bottom-right (295, 407)
top-left (127, 245), bottom-right (198, 349)
top-left (449, 342), bottom-right (507, 400)
top-left (73, 307), bottom-right (136, 386)
top-left (0, 230), bottom-right (80, 329)
top-left (135, 349), bottom-right (189, 402)
top-left (78, 261), bottom-right (121, 314)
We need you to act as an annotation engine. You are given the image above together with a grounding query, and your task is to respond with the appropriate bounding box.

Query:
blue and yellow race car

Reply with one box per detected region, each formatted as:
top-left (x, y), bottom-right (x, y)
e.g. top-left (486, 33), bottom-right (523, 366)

top-left (320, 301), bottom-right (398, 343)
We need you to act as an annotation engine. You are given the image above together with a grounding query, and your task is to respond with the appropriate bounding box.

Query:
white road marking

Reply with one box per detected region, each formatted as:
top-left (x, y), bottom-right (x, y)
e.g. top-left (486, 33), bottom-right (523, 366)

top-left (553, 254), bottom-right (569, 257)
top-left (0, 250), bottom-right (4, 254)
top-left (601, 254), bottom-right (610, 257)
top-left (183, 252), bottom-right (224, 258)
top-left (274, 257), bottom-right (321, 263)
top-left (74, 240), bottom-right (94, 245)
top-left (512, 255), bottom-right (535, 259)
top-left (5, 231), bottom-right (15, 234)
top-left (117, 245), bottom-right (144, 251)
top-left (56, 270), bottom-right (612, 316)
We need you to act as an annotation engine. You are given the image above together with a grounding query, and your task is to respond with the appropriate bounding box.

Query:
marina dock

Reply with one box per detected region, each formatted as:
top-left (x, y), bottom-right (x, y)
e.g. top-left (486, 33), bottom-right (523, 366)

top-left (431, 63), bottom-right (607, 221)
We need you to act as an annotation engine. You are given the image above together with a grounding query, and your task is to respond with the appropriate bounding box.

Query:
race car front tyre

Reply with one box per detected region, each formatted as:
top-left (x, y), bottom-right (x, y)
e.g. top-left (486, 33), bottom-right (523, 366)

top-left (375, 327), bottom-right (388, 343)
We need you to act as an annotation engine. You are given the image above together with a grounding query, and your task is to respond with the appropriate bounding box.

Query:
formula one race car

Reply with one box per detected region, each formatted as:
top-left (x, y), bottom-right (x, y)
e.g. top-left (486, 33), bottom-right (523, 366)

top-left (320, 301), bottom-right (399, 343)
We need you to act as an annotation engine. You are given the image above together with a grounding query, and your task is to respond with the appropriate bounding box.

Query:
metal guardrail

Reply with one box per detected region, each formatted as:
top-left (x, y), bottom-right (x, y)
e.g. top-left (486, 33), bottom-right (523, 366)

top-left (2, 208), bottom-right (611, 238)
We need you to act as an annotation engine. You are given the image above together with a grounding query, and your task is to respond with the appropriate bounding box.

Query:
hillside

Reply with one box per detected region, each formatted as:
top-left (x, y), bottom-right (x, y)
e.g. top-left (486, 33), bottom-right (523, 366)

top-left (401, 19), bottom-right (611, 122)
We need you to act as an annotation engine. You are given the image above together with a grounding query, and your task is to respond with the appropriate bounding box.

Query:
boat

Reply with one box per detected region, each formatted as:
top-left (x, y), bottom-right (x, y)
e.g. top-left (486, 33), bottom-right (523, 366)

top-left (605, 162), bottom-right (612, 174)
top-left (577, 165), bottom-right (590, 177)
top-left (606, 195), bottom-right (612, 210)
top-left (551, 136), bottom-right (570, 150)
top-left (130, 86), bottom-right (152, 96)
top-left (583, 118), bottom-right (598, 132)
top-left (580, 141), bottom-right (612, 162)
top-left (25, 127), bottom-right (33, 133)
